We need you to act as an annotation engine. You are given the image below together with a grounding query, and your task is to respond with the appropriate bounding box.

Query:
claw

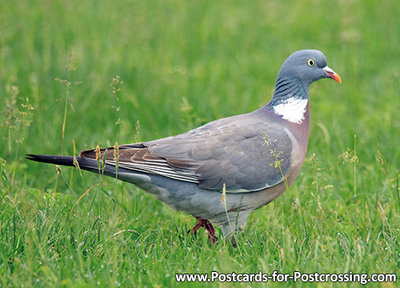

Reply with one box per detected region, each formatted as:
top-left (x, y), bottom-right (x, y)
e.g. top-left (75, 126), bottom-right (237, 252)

top-left (187, 216), bottom-right (218, 244)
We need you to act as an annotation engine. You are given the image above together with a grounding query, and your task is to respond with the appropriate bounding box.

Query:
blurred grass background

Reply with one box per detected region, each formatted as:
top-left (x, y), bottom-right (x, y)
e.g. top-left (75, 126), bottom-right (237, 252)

top-left (0, 0), bottom-right (399, 287)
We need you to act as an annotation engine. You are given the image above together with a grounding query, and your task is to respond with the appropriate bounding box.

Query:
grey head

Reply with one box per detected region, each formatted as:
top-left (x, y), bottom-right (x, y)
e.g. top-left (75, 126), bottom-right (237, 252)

top-left (270, 49), bottom-right (341, 105)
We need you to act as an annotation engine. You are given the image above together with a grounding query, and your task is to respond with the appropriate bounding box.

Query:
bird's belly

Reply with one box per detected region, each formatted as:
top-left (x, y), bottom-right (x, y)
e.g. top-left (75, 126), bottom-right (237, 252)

top-left (132, 173), bottom-right (288, 223)
top-left (126, 157), bottom-right (304, 232)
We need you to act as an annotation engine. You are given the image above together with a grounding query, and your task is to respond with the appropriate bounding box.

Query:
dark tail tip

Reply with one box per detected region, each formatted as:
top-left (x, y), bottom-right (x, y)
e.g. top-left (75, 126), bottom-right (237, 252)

top-left (26, 154), bottom-right (75, 167)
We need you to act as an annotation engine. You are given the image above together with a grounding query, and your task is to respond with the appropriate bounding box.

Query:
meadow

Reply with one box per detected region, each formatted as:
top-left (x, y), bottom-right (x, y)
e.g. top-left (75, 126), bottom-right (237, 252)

top-left (0, 0), bottom-right (399, 287)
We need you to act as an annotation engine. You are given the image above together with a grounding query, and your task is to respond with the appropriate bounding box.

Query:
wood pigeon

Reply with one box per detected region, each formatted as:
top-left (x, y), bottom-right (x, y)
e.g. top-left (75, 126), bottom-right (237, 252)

top-left (27, 49), bottom-right (341, 242)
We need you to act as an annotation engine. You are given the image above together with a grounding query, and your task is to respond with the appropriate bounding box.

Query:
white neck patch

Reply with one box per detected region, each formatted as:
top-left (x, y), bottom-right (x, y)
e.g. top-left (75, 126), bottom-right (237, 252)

top-left (273, 97), bottom-right (308, 124)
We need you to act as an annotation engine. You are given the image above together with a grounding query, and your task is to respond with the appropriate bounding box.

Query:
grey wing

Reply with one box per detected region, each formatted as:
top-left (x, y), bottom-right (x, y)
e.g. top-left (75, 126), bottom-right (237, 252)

top-left (81, 113), bottom-right (293, 193)
top-left (144, 113), bottom-right (293, 193)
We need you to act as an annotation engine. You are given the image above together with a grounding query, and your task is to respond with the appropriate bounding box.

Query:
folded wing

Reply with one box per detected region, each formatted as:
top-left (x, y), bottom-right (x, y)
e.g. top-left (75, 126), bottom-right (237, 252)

top-left (80, 112), bottom-right (293, 193)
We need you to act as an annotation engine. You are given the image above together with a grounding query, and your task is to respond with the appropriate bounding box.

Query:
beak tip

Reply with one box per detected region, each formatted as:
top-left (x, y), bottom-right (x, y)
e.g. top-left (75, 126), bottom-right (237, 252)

top-left (323, 66), bottom-right (341, 84)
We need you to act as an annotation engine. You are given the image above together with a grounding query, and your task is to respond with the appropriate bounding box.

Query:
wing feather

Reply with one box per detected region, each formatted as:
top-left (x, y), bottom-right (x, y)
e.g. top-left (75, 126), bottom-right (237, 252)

top-left (79, 110), bottom-right (293, 193)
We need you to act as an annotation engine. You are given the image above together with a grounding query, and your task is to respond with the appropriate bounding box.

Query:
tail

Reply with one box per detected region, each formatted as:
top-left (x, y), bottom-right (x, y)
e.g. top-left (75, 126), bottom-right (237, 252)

top-left (26, 154), bottom-right (103, 174)
top-left (26, 154), bottom-right (77, 166)
top-left (26, 154), bottom-right (144, 183)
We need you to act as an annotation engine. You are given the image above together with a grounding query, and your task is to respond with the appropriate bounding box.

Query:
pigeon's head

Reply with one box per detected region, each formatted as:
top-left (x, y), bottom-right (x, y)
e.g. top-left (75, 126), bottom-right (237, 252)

top-left (278, 49), bottom-right (341, 86)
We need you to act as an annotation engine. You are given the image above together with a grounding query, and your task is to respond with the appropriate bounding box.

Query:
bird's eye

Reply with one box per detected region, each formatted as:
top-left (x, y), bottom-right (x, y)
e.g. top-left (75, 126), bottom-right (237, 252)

top-left (307, 58), bottom-right (315, 67)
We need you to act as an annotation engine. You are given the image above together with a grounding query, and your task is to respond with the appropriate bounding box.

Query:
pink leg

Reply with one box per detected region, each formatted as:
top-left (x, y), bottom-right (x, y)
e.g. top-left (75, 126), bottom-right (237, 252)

top-left (187, 216), bottom-right (218, 243)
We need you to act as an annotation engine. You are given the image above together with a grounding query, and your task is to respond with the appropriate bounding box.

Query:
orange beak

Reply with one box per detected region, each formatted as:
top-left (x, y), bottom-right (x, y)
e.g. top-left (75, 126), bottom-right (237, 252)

top-left (323, 66), bottom-right (342, 83)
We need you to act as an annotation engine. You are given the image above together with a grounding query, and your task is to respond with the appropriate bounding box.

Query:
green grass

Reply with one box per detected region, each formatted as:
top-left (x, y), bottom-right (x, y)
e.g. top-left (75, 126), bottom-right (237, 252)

top-left (1, 0), bottom-right (399, 287)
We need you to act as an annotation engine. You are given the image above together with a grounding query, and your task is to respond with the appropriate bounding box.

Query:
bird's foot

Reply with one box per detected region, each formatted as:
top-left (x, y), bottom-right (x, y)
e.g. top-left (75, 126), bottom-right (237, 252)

top-left (187, 217), bottom-right (218, 244)
top-left (230, 235), bottom-right (237, 248)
